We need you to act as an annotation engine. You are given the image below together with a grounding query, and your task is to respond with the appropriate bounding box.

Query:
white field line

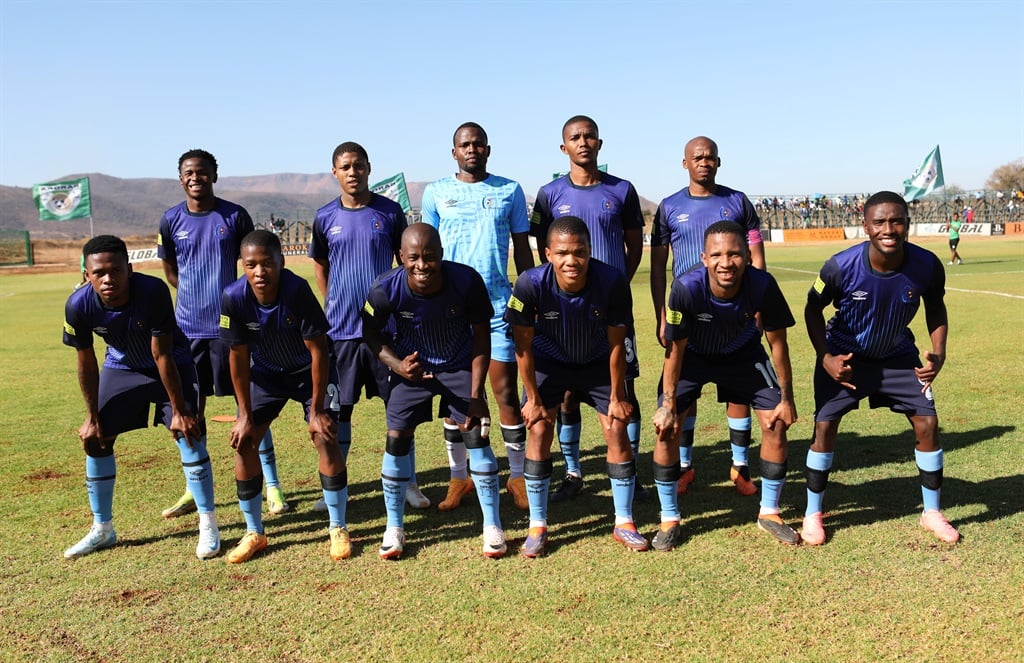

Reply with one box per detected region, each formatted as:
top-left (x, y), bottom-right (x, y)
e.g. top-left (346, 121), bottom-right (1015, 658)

top-left (770, 266), bottom-right (1024, 300)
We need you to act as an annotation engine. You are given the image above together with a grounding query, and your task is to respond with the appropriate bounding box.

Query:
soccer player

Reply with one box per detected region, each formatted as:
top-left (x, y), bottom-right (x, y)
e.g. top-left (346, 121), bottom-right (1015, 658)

top-left (802, 191), bottom-right (960, 545)
top-left (220, 231), bottom-right (350, 563)
top-left (158, 149), bottom-right (288, 518)
top-left (507, 216), bottom-right (649, 557)
top-left (652, 221), bottom-right (799, 550)
top-left (421, 122), bottom-right (534, 511)
top-left (948, 213), bottom-right (964, 265)
top-left (308, 141), bottom-right (429, 511)
top-left (62, 235), bottom-right (220, 560)
top-left (528, 115), bottom-right (646, 502)
top-left (649, 136), bottom-right (767, 497)
top-left (362, 224), bottom-right (505, 559)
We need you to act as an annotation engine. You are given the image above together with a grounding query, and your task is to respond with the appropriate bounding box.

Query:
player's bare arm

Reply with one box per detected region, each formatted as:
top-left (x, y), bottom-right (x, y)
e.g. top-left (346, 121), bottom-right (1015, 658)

top-left (623, 228), bottom-right (643, 282)
top-left (649, 245), bottom-right (670, 347)
top-left (161, 259), bottom-right (179, 290)
top-left (511, 232), bottom-right (535, 276)
top-left (654, 337), bottom-right (687, 440)
top-left (764, 327), bottom-right (797, 430)
top-left (916, 295), bottom-right (949, 388)
top-left (512, 325), bottom-right (551, 429)
top-left (75, 346), bottom-right (105, 450)
top-left (312, 258), bottom-right (330, 300)
top-left (605, 325), bottom-right (632, 426)
top-left (305, 334), bottom-right (337, 444)
top-left (805, 298), bottom-right (855, 390)
top-left (464, 321), bottom-right (492, 430)
top-left (151, 333), bottom-right (201, 446)
top-left (228, 344), bottom-right (258, 451)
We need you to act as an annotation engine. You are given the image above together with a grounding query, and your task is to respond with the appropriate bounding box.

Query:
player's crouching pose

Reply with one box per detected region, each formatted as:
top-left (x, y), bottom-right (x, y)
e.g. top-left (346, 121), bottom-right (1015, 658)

top-left (63, 235), bottom-right (220, 560)
top-left (801, 191), bottom-right (959, 545)
top-left (220, 231), bottom-right (350, 563)
top-left (507, 216), bottom-right (649, 557)
top-left (652, 221), bottom-right (799, 550)
top-left (362, 224), bottom-right (505, 560)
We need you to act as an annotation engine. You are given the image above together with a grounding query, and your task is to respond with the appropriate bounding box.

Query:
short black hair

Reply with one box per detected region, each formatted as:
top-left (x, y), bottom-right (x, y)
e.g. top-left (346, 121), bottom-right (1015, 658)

top-left (704, 220), bottom-right (748, 248)
top-left (178, 148), bottom-right (218, 174)
top-left (332, 141), bottom-right (369, 166)
top-left (864, 191), bottom-right (909, 217)
top-left (453, 122), bottom-right (487, 146)
top-left (547, 215), bottom-right (591, 245)
top-left (82, 235), bottom-right (128, 262)
top-left (562, 115), bottom-right (599, 137)
top-left (241, 229), bottom-right (282, 257)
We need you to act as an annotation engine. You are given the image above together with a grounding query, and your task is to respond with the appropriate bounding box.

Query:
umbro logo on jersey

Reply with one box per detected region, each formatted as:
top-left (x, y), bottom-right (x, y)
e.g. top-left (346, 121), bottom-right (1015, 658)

top-left (93, 326), bottom-right (108, 334)
top-left (175, 231), bottom-right (190, 240)
top-left (329, 227), bottom-right (343, 235)
top-left (675, 214), bottom-right (690, 224)
top-left (246, 322), bottom-right (261, 331)
top-left (543, 311), bottom-right (559, 320)
top-left (556, 204), bottom-right (572, 215)
top-left (852, 290), bottom-right (869, 301)
top-left (696, 313), bottom-right (713, 323)
top-left (399, 311), bottom-right (415, 319)
top-left (443, 199), bottom-right (458, 208)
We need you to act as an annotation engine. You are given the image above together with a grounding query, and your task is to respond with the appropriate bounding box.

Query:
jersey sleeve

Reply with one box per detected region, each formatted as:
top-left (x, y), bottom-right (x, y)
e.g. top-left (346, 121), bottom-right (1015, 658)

top-left (420, 185), bottom-right (439, 227)
top-left (605, 272), bottom-right (631, 327)
top-left (157, 213), bottom-right (176, 264)
top-left (234, 208), bottom-right (255, 258)
top-left (393, 208), bottom-right (409, 251)
top-left (148, 280), bottom-right (179, 337)
top-left (663, 280), bottom-right (691, 342)
top-left (308, 215), bottom-right (328, 261)
top-left (650, 201), bottom-right (671, 246)
top-left (759, 275), bottom-right (796, 331)
top-left (504, 272), bottom-right (537, 327)
top-left (62, 295), bottom-right (93, 350)
top-left (621, 184), bottom-right (645, 230)
top-left (528, 187), bottom-right (552, 239)
top-left (509, 184), bottom-right (530, 234)
top-left (807, 256), bottom-right (841, 308)
top-left (739, 194), bottom-right (764, 244)
top-left (219, 289), bottom-right (247, 347)
top-left (920, 253), bottom-right (947, 308)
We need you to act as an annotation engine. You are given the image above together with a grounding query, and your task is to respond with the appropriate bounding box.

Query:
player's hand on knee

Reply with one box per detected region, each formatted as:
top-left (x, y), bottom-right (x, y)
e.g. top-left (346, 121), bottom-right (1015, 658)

top-left (309, 412), bottom-right (337, 446)
top-left (79, 417), bottom-right (104, 451)
top-left (170, 411), bottom-right (201, 448)
top-left (652, 405), bottom-right (677, 438)
top-left (522, 400), bottom-right (553, 429)
top-left (767, 402), bottom-right (797, 431)
top-left (606, 399), bottom-right (633, 428)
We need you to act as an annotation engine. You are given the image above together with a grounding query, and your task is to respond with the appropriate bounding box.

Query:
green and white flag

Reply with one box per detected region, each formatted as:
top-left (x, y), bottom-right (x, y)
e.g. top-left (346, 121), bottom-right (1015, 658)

top-left (903, 146), bottom-right (944, 202)
top-left (371, 172), bottom-right (412, 214)
top-left (33, 177), bottom-right (92, 221)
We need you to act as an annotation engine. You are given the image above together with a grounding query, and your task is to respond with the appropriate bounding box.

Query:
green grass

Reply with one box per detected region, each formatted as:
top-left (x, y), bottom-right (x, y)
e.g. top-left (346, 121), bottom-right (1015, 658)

top-left (1, 237), bottom-right (1022, 661)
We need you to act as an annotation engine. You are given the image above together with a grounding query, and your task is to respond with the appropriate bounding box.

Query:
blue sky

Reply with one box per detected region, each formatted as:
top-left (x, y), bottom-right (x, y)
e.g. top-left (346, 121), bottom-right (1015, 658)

top-left (1, 0), bottom-right (1021, 202)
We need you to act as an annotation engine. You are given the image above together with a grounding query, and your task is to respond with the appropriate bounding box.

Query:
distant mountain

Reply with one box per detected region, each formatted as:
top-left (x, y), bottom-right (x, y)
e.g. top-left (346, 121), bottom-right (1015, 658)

top-left (0, 172), bottom-right (655, 239)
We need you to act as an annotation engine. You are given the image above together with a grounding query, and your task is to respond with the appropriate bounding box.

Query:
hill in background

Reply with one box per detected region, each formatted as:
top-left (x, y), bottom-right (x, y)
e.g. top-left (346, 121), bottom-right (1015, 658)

top-left (0, 173), bottom-right (656, 239)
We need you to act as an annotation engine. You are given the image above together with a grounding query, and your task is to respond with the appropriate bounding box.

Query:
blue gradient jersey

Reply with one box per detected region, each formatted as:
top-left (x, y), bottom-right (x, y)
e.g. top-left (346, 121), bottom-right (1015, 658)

top-left (420, 174), bottom-right (528, 313)
top-left (362, 262), bottom-right (493, 373)
top-left (808, 242), bottom-right (945, 360)
top-left (158, 198), bottom-right (254, 339)
top-left (504, 260), bottom-right (630, 365)
top-left (220, 269), bottom-right (329, 375)
top-left (63, 273), bottom-right (193, 370)
top-left (665, 267), bottom-right (794, 358)
top-left (651, 185), bottom-right (763, 278)
top-left (308, 193), bottom-right (406, 341)
top-left (529, 173), bottom-right (644, 276)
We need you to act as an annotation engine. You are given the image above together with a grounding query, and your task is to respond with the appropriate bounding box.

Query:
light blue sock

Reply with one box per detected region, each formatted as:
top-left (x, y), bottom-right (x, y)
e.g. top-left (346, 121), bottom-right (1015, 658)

top-left (323, 486), bottom-right (348, 530)
top-left (805, 450), bottom-right (834, 516)
top-left (258, 429), bottom-right (280, 489)
top-left (176, 435), bottom-right (214, 513)
top-left (679, 416), bottom-right (697, 467)
top-left (240, 496), bottom-right (263, 533)
top-left (381, 452), bottom-right (410, 529)
top-left (915, 448), bottom-right (943, 512)
top-left (557, 412), bottom-right (582, 476)
top-left (627, 416), bottom-right (641, 460)
top-left (85, 455), bottom-right (116, 523)
top-left (654, 478), bottom-right (680, 521)
top-left (609, 462), bottom-right (636, 520)
top-left (337, 422), bottom-right (352, 464)
top-left (524, 461), bottom-right (551, 524)
top-left (760, 478), bottom-right (785, 513)
top-left (408, 439), bottom-right (419, 484)
top-left (468, 446), bottom-right (500, 528)
top-left (728, 416), bottom-right (752, 466)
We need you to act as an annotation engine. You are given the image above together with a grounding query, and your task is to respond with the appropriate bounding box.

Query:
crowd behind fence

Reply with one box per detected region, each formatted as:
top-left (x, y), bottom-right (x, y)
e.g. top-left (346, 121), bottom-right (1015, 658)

top-left (252, 190), bottom-right (1024, 253)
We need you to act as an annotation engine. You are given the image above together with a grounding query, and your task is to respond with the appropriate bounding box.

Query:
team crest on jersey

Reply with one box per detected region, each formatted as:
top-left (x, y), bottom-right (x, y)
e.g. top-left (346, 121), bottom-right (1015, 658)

top-left (556, 204), bottom-right (572, 215)
top-left (134, 319), bottom-right (145, 329)
top-left (901, 287), bottom-right (918, 304)
top-left (675, 213), bottom-right (690, 224)
top-left (697, 313), bottom-right (713, 323)
top-left (175, 231), bottom-right (189, 241)
top-left (591, 307), bottom-right (602, 319)
top-left (482, 197), bottom-right (495, 209)
top-left (217, 225), bottom-right (227, 236)
top-left (443, 199), bottom-right (459, 208)
top-left (852, 290), bottom-right (869, 301)
top-left (719, 207), bottom-right (731, 220)
top-left (284, 315), bottom-right (296, 327)
top-left (602, 198), bottom-right (612, 211)
top-left (448, 305), bottom-right (460, 316)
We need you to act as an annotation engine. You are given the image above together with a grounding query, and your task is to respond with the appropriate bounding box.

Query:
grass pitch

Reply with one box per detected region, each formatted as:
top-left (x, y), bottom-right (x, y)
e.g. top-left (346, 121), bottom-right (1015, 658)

top-left (1, 237), bottom-right (1022, 661)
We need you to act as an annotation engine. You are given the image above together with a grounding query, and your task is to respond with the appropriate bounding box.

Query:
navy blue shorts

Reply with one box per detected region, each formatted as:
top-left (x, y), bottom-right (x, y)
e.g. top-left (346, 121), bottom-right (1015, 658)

top-left (190, 337), bottom-right (233, 397)
top-left (529, 359), bottom-right (615, 415)
top-left (813, 353), bottom-right (937, 421)
top-left (97, 365), bottom-right (200, 437)
top-left (657, 347), bottom-right (781, 412)
top-left (386, 369), bottom-right (473, 431)
top-left (250, 366), bottom-right (341, 426)
top-left (331, 338), bottom-right (390, 406)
